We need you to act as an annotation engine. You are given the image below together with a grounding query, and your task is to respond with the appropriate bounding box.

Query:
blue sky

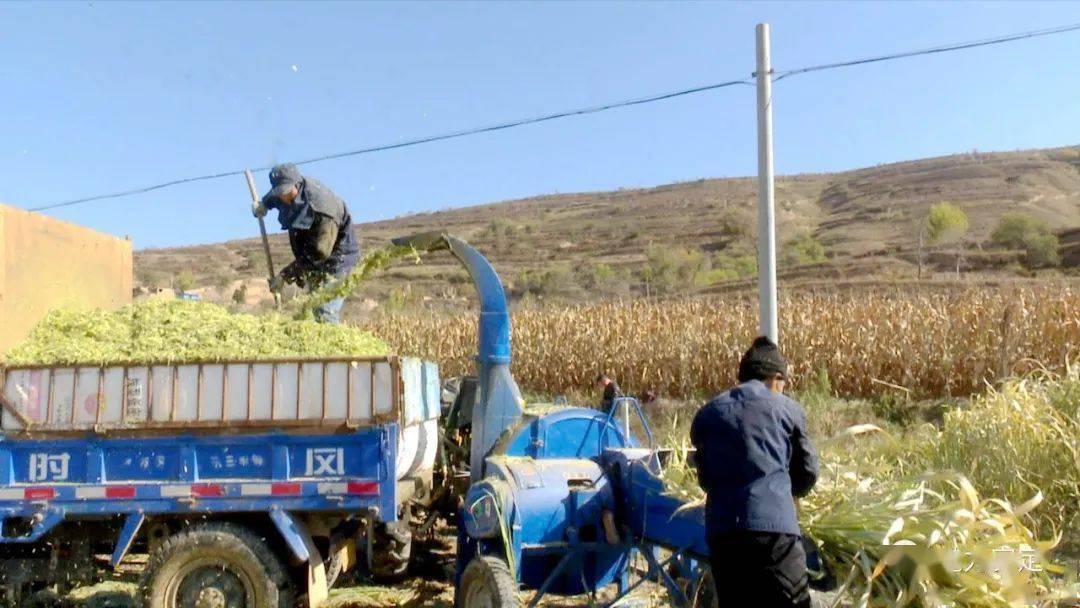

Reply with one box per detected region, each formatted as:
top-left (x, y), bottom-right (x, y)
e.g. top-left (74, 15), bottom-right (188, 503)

top-left (2, 1), bottom-right (1078, 248)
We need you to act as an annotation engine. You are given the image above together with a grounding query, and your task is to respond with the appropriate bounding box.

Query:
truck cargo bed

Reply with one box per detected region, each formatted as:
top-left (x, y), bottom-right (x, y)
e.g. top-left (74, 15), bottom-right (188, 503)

top-left (0, 356), bottom-right (438, 433)
top-left (1, 355), bottom-right (441, 486)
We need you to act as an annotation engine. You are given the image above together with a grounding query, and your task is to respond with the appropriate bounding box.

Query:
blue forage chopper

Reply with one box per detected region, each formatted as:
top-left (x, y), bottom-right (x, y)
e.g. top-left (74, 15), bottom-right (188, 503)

top-left (393, 233), bottom-right (719, 608)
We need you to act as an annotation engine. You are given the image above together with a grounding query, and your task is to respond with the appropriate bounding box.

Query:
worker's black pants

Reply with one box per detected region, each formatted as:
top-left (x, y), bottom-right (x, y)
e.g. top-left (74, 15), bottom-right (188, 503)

top-left (707, 530), bottom-right (811, 608)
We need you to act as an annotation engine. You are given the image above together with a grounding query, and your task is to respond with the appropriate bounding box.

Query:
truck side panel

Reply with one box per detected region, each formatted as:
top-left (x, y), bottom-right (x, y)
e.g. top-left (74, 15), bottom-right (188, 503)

top-left (0, 427), bottom-right (399, 538)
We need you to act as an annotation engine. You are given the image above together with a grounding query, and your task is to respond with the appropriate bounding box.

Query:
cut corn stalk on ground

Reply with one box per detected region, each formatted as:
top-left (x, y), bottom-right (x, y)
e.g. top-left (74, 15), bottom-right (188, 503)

top-left (659, 369), bottom-right (1080, 606)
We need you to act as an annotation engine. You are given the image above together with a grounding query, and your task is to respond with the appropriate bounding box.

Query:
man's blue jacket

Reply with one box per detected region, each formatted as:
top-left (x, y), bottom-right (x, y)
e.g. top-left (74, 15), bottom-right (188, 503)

top-left (690, 380), bottom-right (819, 537)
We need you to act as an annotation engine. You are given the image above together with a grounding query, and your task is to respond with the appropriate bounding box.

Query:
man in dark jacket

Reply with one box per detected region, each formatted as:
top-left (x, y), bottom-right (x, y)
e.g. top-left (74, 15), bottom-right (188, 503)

top-left (254, 164), bottom-right (361, 323)
top-left (596, 374), bottom-right (622, 411)
top-left (690, 337), bottom-right (819, 608)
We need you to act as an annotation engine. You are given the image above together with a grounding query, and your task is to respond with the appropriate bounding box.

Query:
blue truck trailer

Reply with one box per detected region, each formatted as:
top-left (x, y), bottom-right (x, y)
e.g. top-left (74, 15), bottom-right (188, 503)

top-left (0, 355), bottom-right (441, 607)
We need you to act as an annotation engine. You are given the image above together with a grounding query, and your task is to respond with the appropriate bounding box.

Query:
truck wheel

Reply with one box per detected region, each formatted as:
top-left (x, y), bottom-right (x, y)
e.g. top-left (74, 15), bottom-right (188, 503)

top-left (366, 520), bottom-right (412, 580)
top-left (139, 522), bottom-right (294, 608)
top-left (458, 556), bottom-right (518, 608)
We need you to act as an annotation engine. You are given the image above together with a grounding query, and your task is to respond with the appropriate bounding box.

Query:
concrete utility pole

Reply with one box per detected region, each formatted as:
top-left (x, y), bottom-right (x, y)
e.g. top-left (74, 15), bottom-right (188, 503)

top-left (755, 23), bottom-right (779, 344)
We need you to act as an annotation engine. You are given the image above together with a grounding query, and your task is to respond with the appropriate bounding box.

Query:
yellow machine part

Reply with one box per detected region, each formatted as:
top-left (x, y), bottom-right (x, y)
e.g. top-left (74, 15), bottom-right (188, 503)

top-left (0, 204), bottom-right (133, 355)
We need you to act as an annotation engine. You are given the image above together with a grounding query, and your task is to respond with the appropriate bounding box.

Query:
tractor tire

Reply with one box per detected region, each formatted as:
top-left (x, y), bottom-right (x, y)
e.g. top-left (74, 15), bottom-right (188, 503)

top-left (138, 521), bottom-right (295, 608)
top-left (366, 520), bottom-right (413, 581)
top-left (458, 556), bottom-right (519, 608)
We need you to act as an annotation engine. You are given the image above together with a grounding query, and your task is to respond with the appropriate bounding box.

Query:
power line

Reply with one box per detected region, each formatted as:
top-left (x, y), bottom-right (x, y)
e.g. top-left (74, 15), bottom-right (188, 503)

top-left (288, 79), bottom-right (755, 168)
top-left (31, 21), bottom-right (1080, 212)
top-left (30, 79), bottom-right (754, 211)
top-left (772, 22), bottom-right (1080, 82)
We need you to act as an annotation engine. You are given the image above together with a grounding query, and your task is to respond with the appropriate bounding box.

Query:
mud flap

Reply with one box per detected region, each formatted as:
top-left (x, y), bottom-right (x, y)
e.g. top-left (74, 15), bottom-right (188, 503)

top-left (109, 513), bottom-right (145, 568)
top-left (270, 510), bottom-right (328, 607)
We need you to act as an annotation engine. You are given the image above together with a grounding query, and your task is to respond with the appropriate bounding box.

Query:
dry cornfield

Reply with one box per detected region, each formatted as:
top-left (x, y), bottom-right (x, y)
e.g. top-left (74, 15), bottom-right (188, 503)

top-left (363, 285), bottom-right (1079, 399)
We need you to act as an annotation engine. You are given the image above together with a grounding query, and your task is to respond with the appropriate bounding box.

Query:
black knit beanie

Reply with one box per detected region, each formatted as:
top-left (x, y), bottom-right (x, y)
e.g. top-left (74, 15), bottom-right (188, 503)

top-left (737, 336), bottom-right (789, 383)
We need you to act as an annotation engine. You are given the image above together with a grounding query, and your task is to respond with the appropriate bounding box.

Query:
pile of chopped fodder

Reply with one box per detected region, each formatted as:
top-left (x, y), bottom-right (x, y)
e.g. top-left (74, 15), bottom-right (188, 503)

top-left (3, 299), bottom-right (389, 366)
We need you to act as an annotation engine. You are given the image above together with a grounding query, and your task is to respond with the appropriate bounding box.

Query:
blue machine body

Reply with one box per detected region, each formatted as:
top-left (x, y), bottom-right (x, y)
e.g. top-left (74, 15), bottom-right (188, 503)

top-left (462, 406), bottom-right (644, 595)
top-left (605, 448), bottom-right (711, 558)
top-left (458, 401), bottom-right (716, 606)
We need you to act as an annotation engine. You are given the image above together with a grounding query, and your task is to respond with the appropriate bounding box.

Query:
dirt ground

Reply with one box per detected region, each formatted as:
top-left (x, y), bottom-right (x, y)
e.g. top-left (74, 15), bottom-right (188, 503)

top-left (61, 572), bottom-right (661, 608)
top-left (59, 525), bottom-right (669, 608)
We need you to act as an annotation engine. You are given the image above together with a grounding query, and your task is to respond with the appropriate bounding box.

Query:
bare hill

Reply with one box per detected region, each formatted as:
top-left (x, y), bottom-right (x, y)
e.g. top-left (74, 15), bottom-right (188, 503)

top-left (135, 146), bottom-right (1080, 313)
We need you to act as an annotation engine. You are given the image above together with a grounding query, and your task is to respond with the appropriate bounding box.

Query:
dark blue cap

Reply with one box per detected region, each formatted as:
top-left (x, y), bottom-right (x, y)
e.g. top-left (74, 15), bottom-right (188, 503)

top-left (269, 163), bottom-right (302, 187)
top-left (263, 163), bottom-right (303, 208)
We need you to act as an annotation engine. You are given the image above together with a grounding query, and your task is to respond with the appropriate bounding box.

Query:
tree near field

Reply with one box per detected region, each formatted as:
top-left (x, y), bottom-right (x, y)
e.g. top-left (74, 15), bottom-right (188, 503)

top-left (918, 203), bottom-right (969, 278)
top-left (1024, 234), bottom-right (1061, 267)
top-left (175, 270), bottom-right (197, 293)
top-left (990, 212), bottom-right (1061, 268)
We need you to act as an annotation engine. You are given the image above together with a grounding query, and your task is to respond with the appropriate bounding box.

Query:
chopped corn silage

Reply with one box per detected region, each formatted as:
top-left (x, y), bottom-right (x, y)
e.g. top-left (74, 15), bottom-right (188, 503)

top-left (293, 245), bottom-right (422, 319)
top-left (3, 299), bottom-right (389, 366)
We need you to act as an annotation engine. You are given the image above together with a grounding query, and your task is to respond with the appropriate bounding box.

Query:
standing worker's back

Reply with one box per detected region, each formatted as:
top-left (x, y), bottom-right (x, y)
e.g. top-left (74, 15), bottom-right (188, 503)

top-left (691, 337), bottom-right (819, 608)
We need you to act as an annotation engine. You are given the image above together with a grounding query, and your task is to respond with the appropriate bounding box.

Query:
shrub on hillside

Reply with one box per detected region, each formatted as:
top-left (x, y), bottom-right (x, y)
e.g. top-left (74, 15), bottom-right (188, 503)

top-left (700, 252), bottom-right (757, 284)
top-left (641, 245), bottom-right (709, 295)
top-left (991, 212), bottom-right (1061, 267)
top-left (517, 264), bottom-right (579, 299)
top-left (782, 233), bottom-right (827, 266)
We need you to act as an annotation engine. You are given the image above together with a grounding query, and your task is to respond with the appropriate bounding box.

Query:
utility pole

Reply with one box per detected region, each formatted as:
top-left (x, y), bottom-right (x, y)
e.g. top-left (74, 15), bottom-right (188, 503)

top-left (755, 23), bottom-right (779, 344)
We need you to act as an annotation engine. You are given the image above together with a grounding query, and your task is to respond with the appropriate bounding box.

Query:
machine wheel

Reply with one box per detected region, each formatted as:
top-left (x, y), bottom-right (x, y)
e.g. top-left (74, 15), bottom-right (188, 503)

top-left (458, 556), bottom-right (519, 608)
top-left (24, 590), bottom-right (62, 608)
top-left (324, 547), bottom-right (345, 588)
top-left (366, 520), bottom-right (413, 580)
top-left (138, 521), bottom-right (295, 608)
top-left (314, 534), bottom-right (346, 589)
top-left (690, 567), bottom-right (719, 608)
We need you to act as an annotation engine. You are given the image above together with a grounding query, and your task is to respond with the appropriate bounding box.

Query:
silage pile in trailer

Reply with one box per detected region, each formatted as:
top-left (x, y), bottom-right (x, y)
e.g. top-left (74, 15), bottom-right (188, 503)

top-left (661, 370), bottom-right (1080, 606)
top-left (3, 299), bottom-right (389, 367)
